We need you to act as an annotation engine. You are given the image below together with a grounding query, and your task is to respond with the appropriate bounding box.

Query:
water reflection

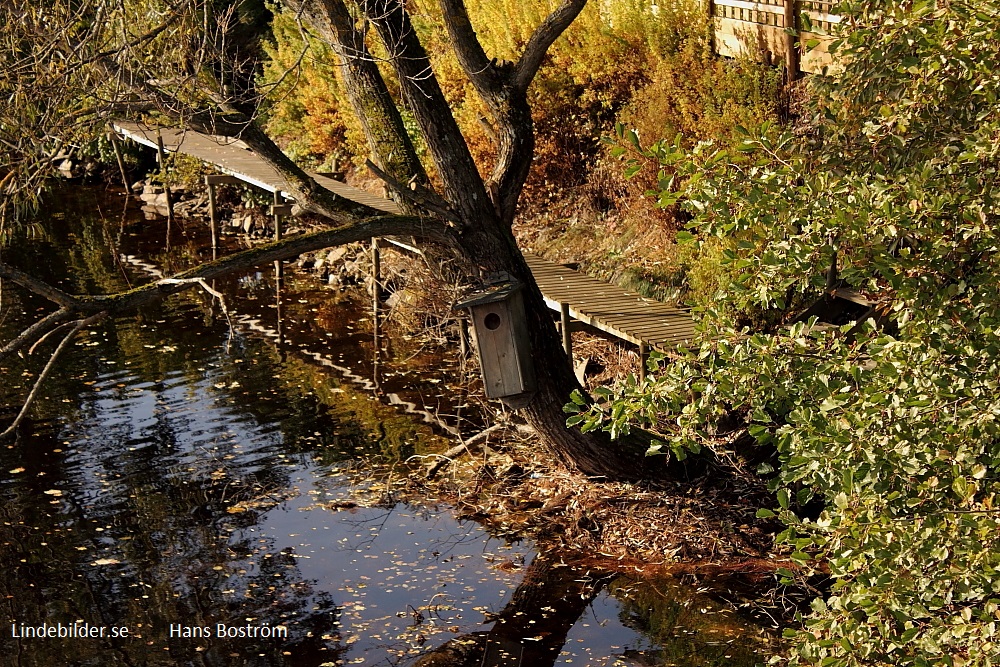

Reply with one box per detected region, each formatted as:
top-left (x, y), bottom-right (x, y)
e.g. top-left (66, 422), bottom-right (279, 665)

top-left (0, 187), bottom-right (774, 666)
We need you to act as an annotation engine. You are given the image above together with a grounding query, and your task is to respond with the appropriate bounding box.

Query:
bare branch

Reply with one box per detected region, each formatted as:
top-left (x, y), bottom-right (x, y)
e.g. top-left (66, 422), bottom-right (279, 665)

top-left (365, 160), bottom-right (461, 225)
top-left (1, 312), bottom-right (106, 440)
top-left (0, 264), bottom-right (83, 309)
top-left (0, 308), bottom-right (74, 362)
top-left (1, 216), bottom-right (457, 315)
top-left (513, 0), bottom-right (587, 93)
top-left (66, 0), bottom-right (197, 75)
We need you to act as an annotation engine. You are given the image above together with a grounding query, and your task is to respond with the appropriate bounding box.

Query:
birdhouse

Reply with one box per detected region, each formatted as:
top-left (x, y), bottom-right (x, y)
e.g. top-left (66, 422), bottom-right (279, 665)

top-left (456, 279), bottom-right (536, 403)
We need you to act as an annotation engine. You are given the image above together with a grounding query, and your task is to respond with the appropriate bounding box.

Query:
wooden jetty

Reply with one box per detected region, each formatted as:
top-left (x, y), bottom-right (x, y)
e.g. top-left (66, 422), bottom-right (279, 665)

top-left (114, 121), bottom-right (695, 355)
top-left (114, 121), bottom-right (398, 214)
top-left (525, 256), bottom-right (694, 353)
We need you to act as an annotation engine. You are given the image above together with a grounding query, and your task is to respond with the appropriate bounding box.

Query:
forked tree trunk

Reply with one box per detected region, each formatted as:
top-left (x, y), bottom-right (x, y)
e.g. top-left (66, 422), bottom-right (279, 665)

top-left (284, 0), bottom-right (674, 480)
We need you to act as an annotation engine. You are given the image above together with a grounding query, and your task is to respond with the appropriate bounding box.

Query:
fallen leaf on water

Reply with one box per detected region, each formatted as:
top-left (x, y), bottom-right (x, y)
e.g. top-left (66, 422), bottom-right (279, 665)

top-left (8, 468), bottom-right (25, 474)
top-left (43, 489), bottom-right (63, 496)
top-left (93, 558), bottom-right (120, 566)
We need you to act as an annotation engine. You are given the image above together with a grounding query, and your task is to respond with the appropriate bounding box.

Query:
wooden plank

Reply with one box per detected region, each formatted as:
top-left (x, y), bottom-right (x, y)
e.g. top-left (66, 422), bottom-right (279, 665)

top-left (204, 174), bottom-right (242, 186)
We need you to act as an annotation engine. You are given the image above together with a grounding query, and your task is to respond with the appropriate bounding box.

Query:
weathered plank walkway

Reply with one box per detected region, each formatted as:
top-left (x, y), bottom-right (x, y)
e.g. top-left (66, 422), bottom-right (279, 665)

top-left (525, 256), bottom-right (694, 351)
top-left (114, 121), bottom-right (695, 351)
top-left (114, 121), bottom-right (399, 214)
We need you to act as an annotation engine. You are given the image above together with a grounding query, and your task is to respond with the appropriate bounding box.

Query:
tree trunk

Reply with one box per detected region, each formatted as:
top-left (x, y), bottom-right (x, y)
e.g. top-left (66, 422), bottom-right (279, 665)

top-left (294, 0), bottom-right (672, 480)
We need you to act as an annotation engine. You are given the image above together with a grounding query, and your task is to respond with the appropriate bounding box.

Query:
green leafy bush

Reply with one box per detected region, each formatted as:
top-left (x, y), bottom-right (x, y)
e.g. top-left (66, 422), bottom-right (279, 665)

top-left (582, 1), bottom-right (1000, 665)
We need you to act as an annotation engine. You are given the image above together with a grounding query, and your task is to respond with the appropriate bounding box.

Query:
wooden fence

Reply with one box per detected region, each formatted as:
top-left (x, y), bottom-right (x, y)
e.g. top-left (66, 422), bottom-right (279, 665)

top-left (710, 0), bottom-right (840, 76)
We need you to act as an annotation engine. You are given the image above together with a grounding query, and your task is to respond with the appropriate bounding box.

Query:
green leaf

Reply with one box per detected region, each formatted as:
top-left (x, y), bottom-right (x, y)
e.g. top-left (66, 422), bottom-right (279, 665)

top-left (777, 488), bottom-right (790, 510)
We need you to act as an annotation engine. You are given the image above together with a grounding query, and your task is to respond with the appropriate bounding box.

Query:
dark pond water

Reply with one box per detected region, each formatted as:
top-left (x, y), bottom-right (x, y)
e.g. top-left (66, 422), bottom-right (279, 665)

top-left (0, 186), bottom-right (773, 666)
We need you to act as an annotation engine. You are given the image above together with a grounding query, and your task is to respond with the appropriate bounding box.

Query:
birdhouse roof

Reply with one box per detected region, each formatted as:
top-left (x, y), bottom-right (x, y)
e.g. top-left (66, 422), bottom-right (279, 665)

top-left (454, 280), bottom-right (523, 309)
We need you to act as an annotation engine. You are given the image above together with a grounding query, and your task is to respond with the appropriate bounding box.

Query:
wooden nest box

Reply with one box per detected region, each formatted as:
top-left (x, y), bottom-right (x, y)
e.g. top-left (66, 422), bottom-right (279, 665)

top-left (456, 279), bottom-right (536, 404)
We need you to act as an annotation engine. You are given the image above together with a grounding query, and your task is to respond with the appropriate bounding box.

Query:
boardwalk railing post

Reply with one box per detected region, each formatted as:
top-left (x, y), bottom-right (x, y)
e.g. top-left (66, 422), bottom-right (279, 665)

top-left (560, 302), bottom-right (572, 360)
top-left (639, 342), bottom-right (650, 374)
top-left (272, 190), bottom-right (282, 241)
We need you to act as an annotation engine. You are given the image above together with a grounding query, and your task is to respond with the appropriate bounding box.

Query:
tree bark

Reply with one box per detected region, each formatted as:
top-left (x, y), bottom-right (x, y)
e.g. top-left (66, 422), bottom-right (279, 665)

top-left (298, 0), bottom-right (670, 479)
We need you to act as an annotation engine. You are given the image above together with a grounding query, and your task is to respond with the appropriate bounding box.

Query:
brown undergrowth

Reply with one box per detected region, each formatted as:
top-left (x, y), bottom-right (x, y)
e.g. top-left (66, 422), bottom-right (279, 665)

top-left (420, 424), bottom-right (775, 564)
top-left (375, 406), bottom-right (809, 624)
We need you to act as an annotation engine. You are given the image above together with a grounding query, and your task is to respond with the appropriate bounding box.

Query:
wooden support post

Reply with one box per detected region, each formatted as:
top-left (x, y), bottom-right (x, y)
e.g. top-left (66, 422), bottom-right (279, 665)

top-left (639, 341), bottom-right (650, 374)
top-left (707, 0), bottom-right (716, 56)
top-left (205, 175), bottom-right (240, 258)
top-left (155, 131), bottom-right (175, 227)
top-left (826, 248), bottom-right (839, 291)
top-left (784, 0), bottom-right (800, 81)
top-left (107, 129), bottom-right (130, 188)
top-left (371, 237), bottom-right (381, 299)
top-left (272, 190), bottom-right (282, 241)
top-left (372, 252), bottom-right (382, 391)
top-left (206, 180), bottom-right (218, 258)
top-left (560, 302), bottom-right (572, 360)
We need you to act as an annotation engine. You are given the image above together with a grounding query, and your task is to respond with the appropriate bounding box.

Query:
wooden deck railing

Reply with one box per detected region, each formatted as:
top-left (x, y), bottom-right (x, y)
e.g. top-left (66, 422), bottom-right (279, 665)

top-left (710, 0), bottom-right (840, 76)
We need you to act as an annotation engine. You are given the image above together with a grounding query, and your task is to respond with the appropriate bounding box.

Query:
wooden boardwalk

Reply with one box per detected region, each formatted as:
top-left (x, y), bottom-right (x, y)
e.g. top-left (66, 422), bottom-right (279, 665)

top-left (113, 121), bottom-right (399, 214)
top-left (526, 256), bottom-right (694, 351)
top-left (114, 121), bottom-right (695, 351)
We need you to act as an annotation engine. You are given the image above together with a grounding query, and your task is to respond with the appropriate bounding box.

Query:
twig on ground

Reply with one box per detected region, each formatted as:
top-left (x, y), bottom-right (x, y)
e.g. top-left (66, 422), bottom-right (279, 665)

top-left (425, 423), bottom-right (505, 480)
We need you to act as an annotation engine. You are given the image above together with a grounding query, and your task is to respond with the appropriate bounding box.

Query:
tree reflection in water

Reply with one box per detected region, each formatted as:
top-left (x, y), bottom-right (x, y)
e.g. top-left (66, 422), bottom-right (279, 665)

top-left (412, 554), bottom-right (609, 667)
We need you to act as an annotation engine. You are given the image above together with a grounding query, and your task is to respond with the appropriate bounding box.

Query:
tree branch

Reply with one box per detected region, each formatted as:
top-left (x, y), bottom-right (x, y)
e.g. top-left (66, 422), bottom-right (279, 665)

top-left (0, 308), bottom-right (73, 362)
top-left (365, 159), bottom-right (461, 225)
top-left (0, 217), bottom-right (457, 316)
top-left (353, 0), bottom-right (494, 222)
top-left (0, 264), bottom-right (83, 309)
top-left (284, 0), bottom-right (428, 206)
top-left (513, 0), bottom-right (587, 94)
top-left (438, 0), bottom-right (501, 94)
top-left (1, 312), bottom-right (106, 440)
